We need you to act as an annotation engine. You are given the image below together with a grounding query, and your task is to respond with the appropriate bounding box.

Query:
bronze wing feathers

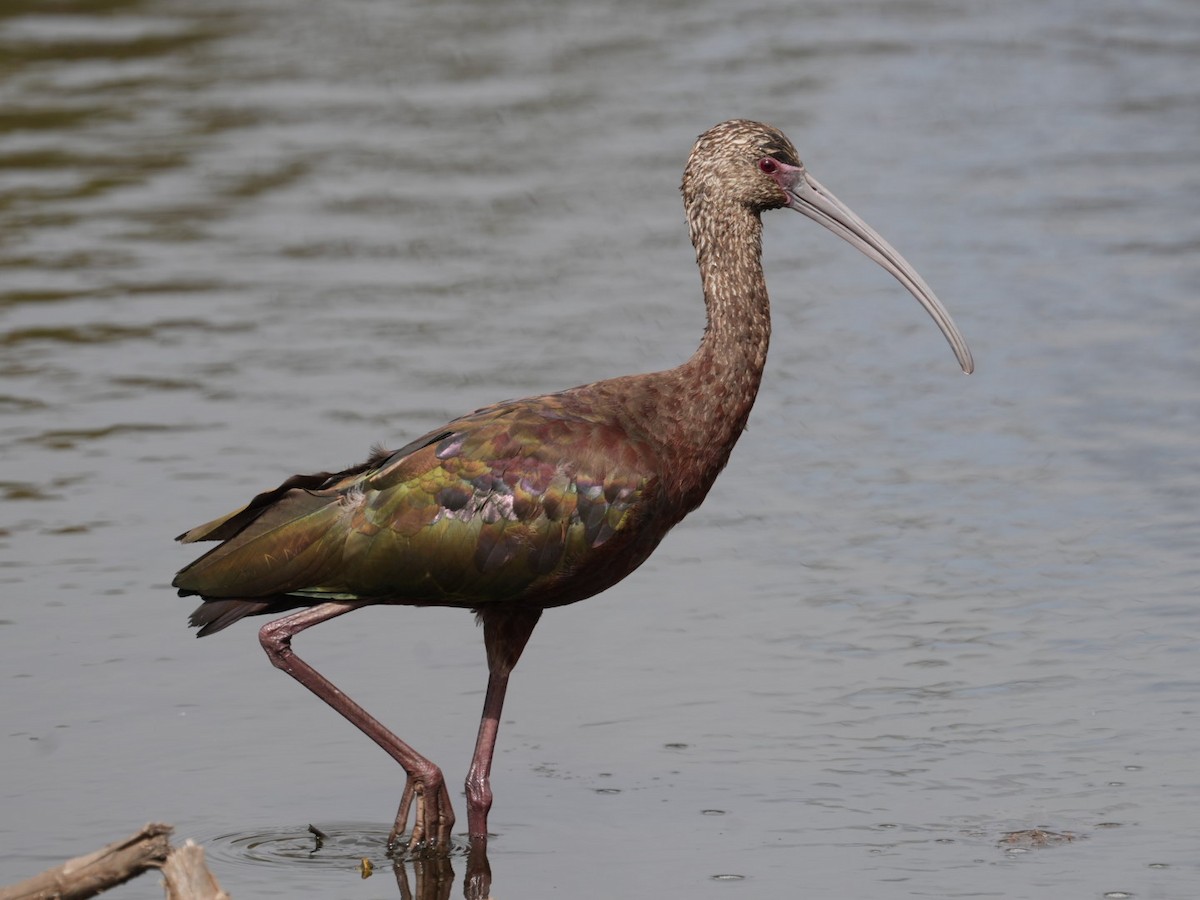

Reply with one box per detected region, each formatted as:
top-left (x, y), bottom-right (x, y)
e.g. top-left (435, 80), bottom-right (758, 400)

top-left (174, 400), bottom-right (661, 621)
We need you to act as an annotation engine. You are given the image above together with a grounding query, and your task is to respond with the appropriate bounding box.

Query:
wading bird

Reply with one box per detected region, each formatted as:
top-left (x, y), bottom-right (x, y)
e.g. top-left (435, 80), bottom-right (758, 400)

top-left (174, 119), bottom-right (973, 853)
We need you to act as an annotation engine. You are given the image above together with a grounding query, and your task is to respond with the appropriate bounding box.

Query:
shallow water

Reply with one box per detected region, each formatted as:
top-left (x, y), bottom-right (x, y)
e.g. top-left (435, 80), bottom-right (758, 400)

top-left (2, 0), bottom-right (1198, 897)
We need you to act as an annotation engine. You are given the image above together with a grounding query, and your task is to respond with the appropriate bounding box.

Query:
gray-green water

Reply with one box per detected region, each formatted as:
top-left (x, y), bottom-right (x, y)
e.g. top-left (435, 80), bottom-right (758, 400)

top-left (2, 0), bottom-right (1197, 897)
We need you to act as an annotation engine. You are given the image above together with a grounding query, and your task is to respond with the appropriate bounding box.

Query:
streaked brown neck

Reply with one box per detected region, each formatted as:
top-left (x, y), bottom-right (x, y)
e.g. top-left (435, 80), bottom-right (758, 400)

top-left (653, 200), bottom-right (771, 512)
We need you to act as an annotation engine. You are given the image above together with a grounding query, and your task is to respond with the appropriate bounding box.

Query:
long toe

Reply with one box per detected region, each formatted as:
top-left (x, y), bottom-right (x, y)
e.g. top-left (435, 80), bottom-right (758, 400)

top-left (387, 780), bottom-right (417, 852)
top-left (405, 778), bottom-right (457, 857)
top-left (434, 781), bottom-right (457, 848)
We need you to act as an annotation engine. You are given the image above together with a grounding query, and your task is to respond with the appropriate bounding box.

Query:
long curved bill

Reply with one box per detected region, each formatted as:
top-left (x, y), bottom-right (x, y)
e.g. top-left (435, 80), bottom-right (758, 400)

top-left (783, 167), bottom-right (974, 374)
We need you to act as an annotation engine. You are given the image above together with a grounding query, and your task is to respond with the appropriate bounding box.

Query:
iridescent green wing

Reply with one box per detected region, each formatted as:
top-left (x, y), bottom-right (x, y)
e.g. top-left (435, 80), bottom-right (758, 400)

top-left (173, 399), bottom-right (660, 606)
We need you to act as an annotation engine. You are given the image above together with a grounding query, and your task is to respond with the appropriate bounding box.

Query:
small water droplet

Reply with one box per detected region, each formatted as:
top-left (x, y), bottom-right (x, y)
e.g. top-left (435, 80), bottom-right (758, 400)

top-left (1148, 863), bottom-right (1168, 869)
top-left (1124, 765), bottom-right (1142, 771)
top-left (1006, 847), bottom-right (1029, 855)
top-left (1102, 892), bottom-right (1133, 899)
top-left (877, 823), bottom-right (898, 829)
top-left (711, 874), bottom-right (744, 881)
top-left (701, 809), bottom-right (726, 816)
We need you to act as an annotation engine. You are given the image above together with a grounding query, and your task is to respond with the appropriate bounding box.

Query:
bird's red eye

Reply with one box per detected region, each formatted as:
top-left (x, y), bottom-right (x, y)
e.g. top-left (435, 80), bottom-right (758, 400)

top-left (758, 157), bottom-right (779, 175)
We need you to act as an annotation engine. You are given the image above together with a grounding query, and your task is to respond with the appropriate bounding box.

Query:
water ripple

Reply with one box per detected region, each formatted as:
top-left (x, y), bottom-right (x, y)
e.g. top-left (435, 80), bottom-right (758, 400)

top-left (200, 822), bottom-right (471, 872)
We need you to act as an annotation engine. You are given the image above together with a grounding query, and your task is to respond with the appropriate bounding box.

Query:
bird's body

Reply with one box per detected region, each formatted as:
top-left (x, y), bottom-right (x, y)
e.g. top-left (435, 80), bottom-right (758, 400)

top-left (174, 120), bottom-right (972, 855)
top-left (178, 363), bottom-right (759, 633)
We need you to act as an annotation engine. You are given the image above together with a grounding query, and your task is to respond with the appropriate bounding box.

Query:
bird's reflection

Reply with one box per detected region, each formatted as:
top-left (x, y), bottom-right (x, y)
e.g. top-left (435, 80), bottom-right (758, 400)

top-left (391, 837), bottom-right (491, 900)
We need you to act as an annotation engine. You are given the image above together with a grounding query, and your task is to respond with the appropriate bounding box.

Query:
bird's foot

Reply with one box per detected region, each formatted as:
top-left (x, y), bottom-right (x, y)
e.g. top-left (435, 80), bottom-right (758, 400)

top-left (387, 773), bottom-right (457, 857)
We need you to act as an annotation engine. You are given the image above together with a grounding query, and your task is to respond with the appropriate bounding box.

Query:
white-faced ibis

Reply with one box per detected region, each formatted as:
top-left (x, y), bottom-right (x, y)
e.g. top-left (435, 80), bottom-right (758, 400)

top-left (174, 119), bottom-right (973, 853)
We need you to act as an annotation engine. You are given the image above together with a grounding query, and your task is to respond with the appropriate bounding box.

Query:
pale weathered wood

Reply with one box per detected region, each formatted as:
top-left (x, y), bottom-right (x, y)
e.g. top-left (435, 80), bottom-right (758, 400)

top-left (161, 842), bottom-right (229, 900)
top-left (0, 823), bottom-right (172, 900)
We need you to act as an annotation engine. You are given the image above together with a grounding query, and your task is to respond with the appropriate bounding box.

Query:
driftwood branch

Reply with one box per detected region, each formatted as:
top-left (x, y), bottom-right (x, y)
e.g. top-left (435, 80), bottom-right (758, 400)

top-left (0, 822), bottom-right (172, 900)
top-left (161, 841), bottom-right (229, 900)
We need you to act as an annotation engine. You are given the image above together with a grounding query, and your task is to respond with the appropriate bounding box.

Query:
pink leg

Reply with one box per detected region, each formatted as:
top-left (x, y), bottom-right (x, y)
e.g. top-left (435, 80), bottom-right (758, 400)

top-left (464, 606), bottom-right (542, 843)
top-left (258, 602), bottom-right (455, 852)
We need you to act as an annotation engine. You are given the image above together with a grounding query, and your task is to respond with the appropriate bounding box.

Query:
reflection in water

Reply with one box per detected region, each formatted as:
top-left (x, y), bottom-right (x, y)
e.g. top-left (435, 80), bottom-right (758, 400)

top-left (395, 840), bottom-right (492, 900)
top-left (393, 855), bottom-right (456, 900)
top-left (204, 823), bottom-right (491, 899)
top-left (392, 832), bottom-right (491, 900)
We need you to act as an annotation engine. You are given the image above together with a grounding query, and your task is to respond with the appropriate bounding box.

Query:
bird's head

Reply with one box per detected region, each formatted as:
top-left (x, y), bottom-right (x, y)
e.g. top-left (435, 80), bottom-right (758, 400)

top-left (683, 119), bottom-right (974, 374)
top-left (682, 119), bottom-right (802, 214)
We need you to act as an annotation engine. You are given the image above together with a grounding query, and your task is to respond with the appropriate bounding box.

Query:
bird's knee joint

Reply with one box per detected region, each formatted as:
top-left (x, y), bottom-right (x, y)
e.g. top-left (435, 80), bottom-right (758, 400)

top-left (464, 774), bottom-right (493, 814)
top-left (412, 762), bottom-right (444, 792)
top-left (258, 621), bottom-right (292, 658)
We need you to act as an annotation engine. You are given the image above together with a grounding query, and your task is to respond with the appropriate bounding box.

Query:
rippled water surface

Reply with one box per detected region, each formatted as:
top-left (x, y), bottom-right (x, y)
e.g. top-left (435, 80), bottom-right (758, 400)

top-left (2, 0), bottom-right (1198, 897)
